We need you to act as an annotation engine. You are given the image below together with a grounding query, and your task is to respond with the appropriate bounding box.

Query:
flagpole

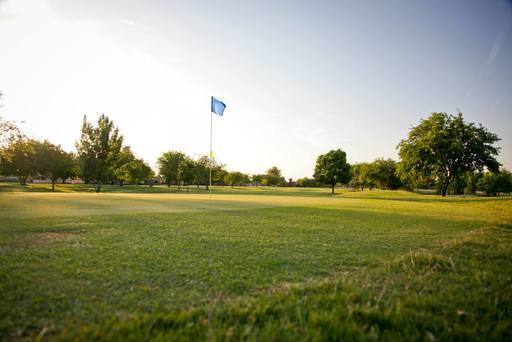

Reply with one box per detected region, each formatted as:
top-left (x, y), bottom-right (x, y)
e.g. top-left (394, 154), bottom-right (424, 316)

top-left (209, 109), bottom-right (213, 198)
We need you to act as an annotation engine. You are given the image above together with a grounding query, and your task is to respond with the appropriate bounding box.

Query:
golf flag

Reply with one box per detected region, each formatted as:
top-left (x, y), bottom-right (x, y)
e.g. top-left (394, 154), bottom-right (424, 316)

top-left (211, 96), bottom-right (226, 116)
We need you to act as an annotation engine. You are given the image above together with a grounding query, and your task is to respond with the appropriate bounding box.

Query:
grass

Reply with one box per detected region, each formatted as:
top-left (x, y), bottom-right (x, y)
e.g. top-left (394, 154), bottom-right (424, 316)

top-left (0, 183), bottom-right (510, 340)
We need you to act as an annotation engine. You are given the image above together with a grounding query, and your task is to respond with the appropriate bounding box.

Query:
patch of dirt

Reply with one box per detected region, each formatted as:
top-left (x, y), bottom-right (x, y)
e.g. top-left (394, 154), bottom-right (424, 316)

top-left (25, 230), bottom-right (82, 247)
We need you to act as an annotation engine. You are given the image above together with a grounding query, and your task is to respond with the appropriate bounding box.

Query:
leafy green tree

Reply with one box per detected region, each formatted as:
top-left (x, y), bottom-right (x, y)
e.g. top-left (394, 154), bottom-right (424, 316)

top-left (75, 115), bottom-right (123, 192)
top-left (477, 169), bottom-right (512, 196)
top-left (296, 177), bottom-right (317, 187)
top-left (34, 141), bottom-right (76, 191)
top-left (251, 174), bottom-right (265, 187)
top-left (496, 169), bottom-right (512, 195)
top-left (350, 163), bottom-right (371, 190)
top-left (447, 174), bottom-right (466, 195)
top-left (119, 158), bottom-right (153, 185)
top-left (0, 137), bottom-right (38, 185)
top-left (464, 172), bottom-right (481, 195)
top-left (112, 146), bottom-right (135, 186)
top-left (265, 166), bottom-right (284, 187)
top-left (370, 158), bottom-right (401, 190)
top-left (314, 149), bottom-right (351, 195)
top-left (224, 171), bottom-right (242, 188)
top-left (179, 156), bottom-right (196, 192)
top-left (157, 151), bottom-right (186, 189)
top-left (138, 160), bottom-right (154, 184)
top-left (212, 163), bottom-right (228, 185)
top-left (397, 112), bottom-right (500, 196)
top-left (349, 164), bottom-right (361, 190)
top-left (194, 155), bottom-right (210, 189)
top-left (358, 162), bottom-right (375, 190)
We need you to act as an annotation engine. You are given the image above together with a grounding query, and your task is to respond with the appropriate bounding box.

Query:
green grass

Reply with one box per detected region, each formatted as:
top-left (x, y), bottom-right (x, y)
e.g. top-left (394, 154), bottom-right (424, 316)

top-left (0, 183), bottom-right (510, 340)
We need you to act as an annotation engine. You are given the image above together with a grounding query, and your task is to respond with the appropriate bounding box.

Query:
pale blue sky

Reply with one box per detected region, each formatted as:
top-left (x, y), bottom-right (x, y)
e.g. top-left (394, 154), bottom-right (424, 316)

top-left (1, 0), bottom-right (511, 179)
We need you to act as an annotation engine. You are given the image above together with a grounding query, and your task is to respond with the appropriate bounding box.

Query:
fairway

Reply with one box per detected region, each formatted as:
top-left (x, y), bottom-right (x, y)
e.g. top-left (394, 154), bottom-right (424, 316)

top-left (0, 185), bottom-right (511, 339)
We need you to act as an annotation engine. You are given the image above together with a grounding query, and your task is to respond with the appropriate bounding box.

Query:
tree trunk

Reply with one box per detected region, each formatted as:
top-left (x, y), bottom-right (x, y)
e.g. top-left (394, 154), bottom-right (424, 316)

top-left (20, 175), bottom-right (28, 185)
top-left (331, 183), bottom-right (335, 195)
top-left (441, 183), bottom-right (449, 197)
top-left (95, 181), bottom-right (102, 193)
top-left (51, 178), bottom-right (55, 191)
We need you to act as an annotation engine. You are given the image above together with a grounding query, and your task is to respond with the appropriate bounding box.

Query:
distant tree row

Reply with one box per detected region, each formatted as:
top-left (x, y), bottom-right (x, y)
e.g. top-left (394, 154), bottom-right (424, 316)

top-left (157, 150), bottom-right (287, 191)
top-left (0, 115), bottom-right (289, 192)
top-left (0, 137), bottom-right (76, 190)
top-left (0, 115), bottom-right (153, 192)
top-left (312, 112), bottom-right (504, 196)
top-left (1, 111), bottom-right (507, 196)
top-left (349, 159), bottom-right (401, 191)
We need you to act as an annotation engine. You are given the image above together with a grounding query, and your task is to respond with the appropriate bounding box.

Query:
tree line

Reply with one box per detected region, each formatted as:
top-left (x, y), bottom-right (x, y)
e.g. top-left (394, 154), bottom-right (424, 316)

top-left (0, 111), bottom-right (510, 196)
top-left (157, 152), bottom-right (286, 192)
top-left (311, 112), bottom-right (510, 196)
top-left (0, 115), bottom-right (288, 192)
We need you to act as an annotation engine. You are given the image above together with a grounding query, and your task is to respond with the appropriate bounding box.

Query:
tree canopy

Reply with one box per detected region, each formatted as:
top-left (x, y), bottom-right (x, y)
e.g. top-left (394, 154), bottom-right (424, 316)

top-left (265, 166), bottom-right (285, 187)
top-left (397, 112), bottom-right (500, 196)
top-left (157, 151), bottom-right (186, 189)
top-left (34, 141), bottom-right (76, 190)
top-left (314, 149), bottom-right (351, 194)
top-left (0, 137), bottom-right (38, 185)
top-left (477, 169), bottom-right (512, 196)
top-left (75, 114), bottom-right (123, 192)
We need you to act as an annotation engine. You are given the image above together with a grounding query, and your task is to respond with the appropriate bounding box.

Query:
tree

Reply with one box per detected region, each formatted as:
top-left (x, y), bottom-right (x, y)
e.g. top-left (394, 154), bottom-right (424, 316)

top-left (112, 146), bottom-right (136, 186)
top-left (158, 151), bottom-right (185, 188)
top-left (251, 174), bottom-right (265, 187)
top-left (34, 141), bottom-right (76, 191)
top-left (242, 173), bottom-right (251, 184)
top-left (397, 112), bottom-right (500, 196)
top-left (464, 172), bottom-right (481, 195)
top-left (75, 114), bottom-right (123, 192)
top-left (370, 159), bottom-right (401, 190)
top-left (296, 177), bottom-right (317, 187)
top-left (194, 155), bottom-right (210, 189)
top-left (137, 160), bottom-right (154, 184)
top-left (224, 171), bottom-right (244, 188)
top-left (314, 149), bottom-right (351, 195)
top-left (349, 163), bottom-right (367, 190)
top-left (477, 169), bottom-right (512, 196)
top-left (265, 166), bottom-right (284, 187)
top-left (0, 137), bottom-right (38, 185)
top-left (212, 162), bottom-right (228, 185)
top-left (495, 169), bottom-right (512, 195)
top-left (179, 156), bottom-right (196, 192)
top-left (119, 158), bottom-right (153, 185)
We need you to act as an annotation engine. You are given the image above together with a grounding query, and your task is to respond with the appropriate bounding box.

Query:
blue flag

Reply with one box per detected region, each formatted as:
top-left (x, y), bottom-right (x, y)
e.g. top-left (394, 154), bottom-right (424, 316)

top-left (211, 96), bottom-right (226, 116)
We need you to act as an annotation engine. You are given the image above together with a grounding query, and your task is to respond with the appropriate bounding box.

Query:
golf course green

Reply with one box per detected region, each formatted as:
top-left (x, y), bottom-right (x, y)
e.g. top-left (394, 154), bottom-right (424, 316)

top-left (0, 184), bottom-right (511, 340)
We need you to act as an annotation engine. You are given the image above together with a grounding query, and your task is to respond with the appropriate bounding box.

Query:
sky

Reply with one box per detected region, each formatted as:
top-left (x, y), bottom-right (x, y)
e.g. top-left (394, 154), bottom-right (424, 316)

top-left (1, 0), bottom-right (511, 179)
